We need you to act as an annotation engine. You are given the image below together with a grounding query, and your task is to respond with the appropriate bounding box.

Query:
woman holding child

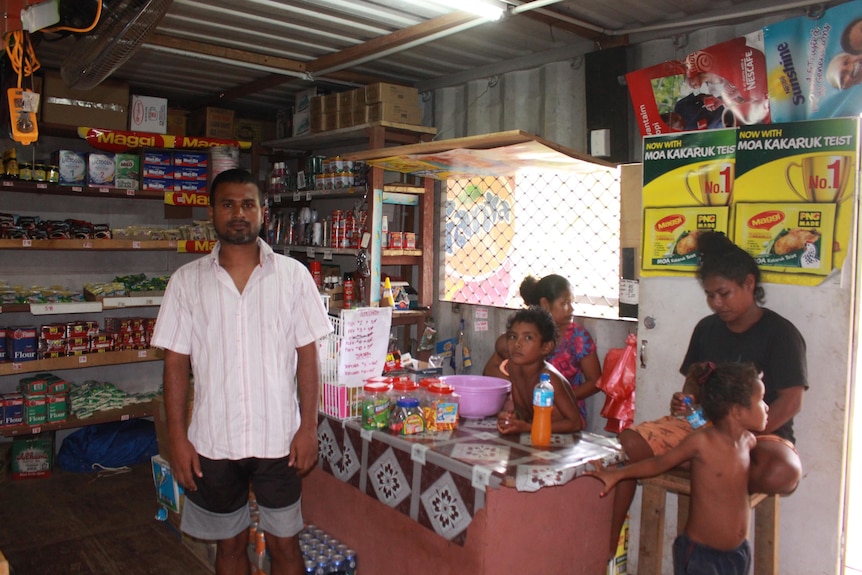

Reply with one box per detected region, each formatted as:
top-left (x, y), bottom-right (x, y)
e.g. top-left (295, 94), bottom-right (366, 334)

top-left (484, 274), bottom-right (602, 425)
top-left (606, 230), bottom-right (808, 560)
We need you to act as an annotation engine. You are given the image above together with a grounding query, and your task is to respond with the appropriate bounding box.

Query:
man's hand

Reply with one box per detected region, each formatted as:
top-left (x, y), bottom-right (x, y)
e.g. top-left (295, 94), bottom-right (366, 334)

top-left (170, 437), bottom-right (202, 491)
top-left (288, 425), bottom-right (319, 476)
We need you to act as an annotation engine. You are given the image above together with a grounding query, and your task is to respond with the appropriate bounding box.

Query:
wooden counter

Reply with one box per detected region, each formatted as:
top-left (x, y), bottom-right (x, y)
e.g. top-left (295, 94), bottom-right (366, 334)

top-left (305, 415), bottom-right (623, 575)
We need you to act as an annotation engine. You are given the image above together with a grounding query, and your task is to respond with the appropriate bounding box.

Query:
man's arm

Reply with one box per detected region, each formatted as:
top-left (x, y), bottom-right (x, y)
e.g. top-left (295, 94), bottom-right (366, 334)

top-left (289, 340), bottom-right (320, 475)
top-left (163, 349), bottom-right (200, 491)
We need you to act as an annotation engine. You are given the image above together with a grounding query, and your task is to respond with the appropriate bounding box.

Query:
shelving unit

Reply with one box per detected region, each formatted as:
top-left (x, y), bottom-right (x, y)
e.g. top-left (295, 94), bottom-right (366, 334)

top-left (0, 173), bottom-right (200, 437)
top-left (263, 122), bottom-right (437, 353)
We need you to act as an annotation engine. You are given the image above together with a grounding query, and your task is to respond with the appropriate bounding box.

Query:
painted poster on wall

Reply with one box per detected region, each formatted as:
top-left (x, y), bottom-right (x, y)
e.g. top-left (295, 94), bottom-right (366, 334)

top-left (763, 0), bottom-right (862, 122)
top-left (626, 31), bottom-right (770, 136)
top-left (640, 128), bottom-right (736, 274)
top-left (732, 118), bottom-right (858, 285)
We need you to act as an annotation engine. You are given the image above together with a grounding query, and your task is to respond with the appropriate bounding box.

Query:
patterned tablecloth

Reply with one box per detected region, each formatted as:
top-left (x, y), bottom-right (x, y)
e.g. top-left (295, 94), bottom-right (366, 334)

top-left (316, 414), bottom-right (623, 546)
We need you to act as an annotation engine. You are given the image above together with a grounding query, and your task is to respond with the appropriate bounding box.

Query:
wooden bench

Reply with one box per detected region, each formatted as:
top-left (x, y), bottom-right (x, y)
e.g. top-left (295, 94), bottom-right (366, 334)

top-left (637, 469), bottom-right (779, 575)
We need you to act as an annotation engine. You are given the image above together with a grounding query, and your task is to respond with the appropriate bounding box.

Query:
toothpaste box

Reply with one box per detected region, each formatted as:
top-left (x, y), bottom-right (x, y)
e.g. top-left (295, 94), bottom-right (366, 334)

top-left (53, 150), bottom-right (87, 186)
top-left (143, 151), bottom-right (172, 165)
top-left (87, 152), bottom-right (116, 187)
top-left (173, 152), bottom-right (208, 167)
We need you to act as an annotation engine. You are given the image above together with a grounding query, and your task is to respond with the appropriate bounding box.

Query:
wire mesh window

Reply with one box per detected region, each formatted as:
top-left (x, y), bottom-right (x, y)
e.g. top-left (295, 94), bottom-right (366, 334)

top-left (442, 167), bottom-right (621, 319)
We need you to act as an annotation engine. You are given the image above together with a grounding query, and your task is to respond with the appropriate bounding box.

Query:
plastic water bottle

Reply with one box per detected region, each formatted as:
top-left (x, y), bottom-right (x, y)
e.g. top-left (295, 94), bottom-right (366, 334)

top-left (683, 396), bottom-right (707, 429)
top-left (531, 372), bottom-right (554, 446)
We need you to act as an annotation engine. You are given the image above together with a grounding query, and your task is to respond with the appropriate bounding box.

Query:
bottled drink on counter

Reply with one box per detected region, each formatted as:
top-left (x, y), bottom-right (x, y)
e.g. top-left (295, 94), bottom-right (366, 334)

top-left (682, 396), bottom-right (708, 429)
top-left (343, 273), bottom-right (355, 308)
top-left (531, 372), bottom-right (554, 446)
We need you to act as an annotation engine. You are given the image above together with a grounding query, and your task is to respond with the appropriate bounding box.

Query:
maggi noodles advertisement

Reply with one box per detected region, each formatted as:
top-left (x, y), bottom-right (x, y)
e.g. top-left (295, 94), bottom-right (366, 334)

top-left (642, 117), bottom-right (858, 285)
top-left (734, 117), bottom-right (858, 285)
top-left (641, 128), bottom-right (736, 274)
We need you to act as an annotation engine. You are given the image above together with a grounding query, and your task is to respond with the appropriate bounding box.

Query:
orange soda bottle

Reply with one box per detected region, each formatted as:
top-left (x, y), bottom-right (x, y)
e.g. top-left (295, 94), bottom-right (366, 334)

top-left (531, 372), bottom-right (554, 446)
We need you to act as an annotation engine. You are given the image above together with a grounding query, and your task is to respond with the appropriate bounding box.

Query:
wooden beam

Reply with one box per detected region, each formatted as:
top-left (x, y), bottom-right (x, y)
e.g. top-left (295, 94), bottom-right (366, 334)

top-left (307, 12), bottom-right (478, 75)
top-left (520, 10), bottom-right (629, 48)
top-left (145, 33), bottom-right (307, 74)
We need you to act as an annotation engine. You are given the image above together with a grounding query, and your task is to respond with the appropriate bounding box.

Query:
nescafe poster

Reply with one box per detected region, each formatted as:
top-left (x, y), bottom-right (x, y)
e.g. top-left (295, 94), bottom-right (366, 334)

top-left (627, 31), bottom-right (771, 136)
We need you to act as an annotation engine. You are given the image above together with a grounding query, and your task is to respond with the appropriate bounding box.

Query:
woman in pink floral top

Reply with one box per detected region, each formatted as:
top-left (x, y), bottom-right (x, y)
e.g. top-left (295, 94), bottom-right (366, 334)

top-left (484, 274), bottom-right (602, 423)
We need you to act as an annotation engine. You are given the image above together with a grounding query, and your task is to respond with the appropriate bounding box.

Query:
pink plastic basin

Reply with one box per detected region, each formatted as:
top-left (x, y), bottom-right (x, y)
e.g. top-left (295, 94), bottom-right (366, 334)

top-left (440, 375), bottom-right (511, 418)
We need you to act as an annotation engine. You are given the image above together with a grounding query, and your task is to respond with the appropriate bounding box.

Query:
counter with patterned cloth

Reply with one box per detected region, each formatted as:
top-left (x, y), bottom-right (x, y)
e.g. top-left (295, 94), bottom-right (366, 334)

top-left (305, 414), bottom-right (623, 574)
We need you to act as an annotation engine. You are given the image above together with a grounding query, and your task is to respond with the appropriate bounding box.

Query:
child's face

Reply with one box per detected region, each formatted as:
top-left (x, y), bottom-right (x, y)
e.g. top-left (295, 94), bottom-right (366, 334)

top-left (506, 321), bottom-right (554, 366)
top-left (740, 378), bottom-right (769, 432)
top-left (542, 289), bottom-right (574, 328)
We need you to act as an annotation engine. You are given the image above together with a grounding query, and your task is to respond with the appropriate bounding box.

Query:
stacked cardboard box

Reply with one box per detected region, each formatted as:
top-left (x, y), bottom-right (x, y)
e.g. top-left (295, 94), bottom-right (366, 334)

top-left (308, 82), bottom-right (421, 133)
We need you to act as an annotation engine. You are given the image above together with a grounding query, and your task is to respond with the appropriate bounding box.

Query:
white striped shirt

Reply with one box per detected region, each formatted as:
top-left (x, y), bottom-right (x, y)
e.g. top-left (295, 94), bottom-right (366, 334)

top-left (151, 239), bottom-right (333, 460)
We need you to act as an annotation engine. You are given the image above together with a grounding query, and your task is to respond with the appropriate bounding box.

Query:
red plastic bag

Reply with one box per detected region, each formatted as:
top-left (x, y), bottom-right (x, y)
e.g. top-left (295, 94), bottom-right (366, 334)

top-left (596, 333), bottom-right (637, 433)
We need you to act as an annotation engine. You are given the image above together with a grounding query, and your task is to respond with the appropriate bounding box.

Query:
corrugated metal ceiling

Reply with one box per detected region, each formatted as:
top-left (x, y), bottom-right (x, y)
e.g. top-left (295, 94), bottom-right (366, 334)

top-left (29, 0), bottom-right (834, 119)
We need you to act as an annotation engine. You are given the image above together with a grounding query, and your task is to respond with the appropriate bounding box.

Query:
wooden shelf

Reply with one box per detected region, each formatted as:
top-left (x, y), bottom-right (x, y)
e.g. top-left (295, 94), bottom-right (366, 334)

top-left (0, 179), bottom-right (163, 199)
top-left (1, 298), bottom-right (163, 315)
top-left (262, 121), bottom-right (437, 152)
top-left (0, 239), bottom-right (178, 250)
top-left (0, 401), bottom-right (154, 437)
top-left (0, 348), bottom-right (164, 376)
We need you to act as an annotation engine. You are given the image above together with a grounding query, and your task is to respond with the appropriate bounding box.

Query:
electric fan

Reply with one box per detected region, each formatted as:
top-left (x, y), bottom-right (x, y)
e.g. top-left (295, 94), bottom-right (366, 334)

top-left (60, 0), bottom-right (173, 90)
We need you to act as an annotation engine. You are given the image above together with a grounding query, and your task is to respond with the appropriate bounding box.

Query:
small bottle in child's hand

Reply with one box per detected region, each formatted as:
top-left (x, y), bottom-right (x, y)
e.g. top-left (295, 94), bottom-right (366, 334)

top-left (682, 396), bottom-right (708, 429)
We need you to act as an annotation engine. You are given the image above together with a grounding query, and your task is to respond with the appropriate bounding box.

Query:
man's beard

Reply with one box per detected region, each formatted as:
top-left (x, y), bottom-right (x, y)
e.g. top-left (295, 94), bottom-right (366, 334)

top-left (216, 220), bottom-right (260, 245)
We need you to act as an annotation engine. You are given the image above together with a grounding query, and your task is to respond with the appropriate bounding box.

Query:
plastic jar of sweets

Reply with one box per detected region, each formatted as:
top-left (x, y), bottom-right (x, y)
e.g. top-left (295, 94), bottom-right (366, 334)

top-left (424, 382), bottom-right (460, 431)
top-left (389, 397), bottom-right (425, 435)
top-left (361, 380), bottom-right (393, 430)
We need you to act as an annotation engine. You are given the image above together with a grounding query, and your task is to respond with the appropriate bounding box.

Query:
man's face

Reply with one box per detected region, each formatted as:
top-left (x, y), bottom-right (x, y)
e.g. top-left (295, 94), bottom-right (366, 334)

top-left (208, 182), bottom-right (263, 245)
top-left (834, 52), bottom-right (862, 89)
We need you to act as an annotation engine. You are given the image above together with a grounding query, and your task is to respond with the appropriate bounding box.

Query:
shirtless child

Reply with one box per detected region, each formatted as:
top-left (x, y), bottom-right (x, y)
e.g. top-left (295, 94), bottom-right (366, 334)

top-left (586, 362), bottom-right (768, 574)
top-left (496, 307), bottom-right (584, 436)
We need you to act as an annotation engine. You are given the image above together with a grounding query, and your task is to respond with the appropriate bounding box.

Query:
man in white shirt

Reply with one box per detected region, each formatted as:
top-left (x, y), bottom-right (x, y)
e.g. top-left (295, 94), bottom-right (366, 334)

top-left (151, 168), bottom-right (332, 575)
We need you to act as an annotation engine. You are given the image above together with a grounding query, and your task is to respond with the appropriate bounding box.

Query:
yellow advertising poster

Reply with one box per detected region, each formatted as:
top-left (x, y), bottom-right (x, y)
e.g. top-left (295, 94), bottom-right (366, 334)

top-left (641, 128), bottom-right (736, 275)
top-left (734, 118), bottom-right (858, 285)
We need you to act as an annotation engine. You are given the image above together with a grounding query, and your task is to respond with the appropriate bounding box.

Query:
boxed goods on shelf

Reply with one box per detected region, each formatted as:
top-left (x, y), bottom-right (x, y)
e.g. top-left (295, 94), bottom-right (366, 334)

top-left (364, 82), bottom-right (419, 106)
top-left (234, 117), bottom-right (275, 142)
top-left (294, 87), bottom-right (321, 112)
top-left (87, 152), bottom-right (115, 187)
top-left (40, 70), bottom-right (129, 130)
top-left (293, 109), bottom-right (311, 136)
top-left (166, 109), bottom-right (188, 136)
top-left (188, 106), bottom-right (234, 139)
top-left (52, 150), bottom-right (86, 186)
top-left (115, 153), bottom-right (140, 191)
top-left (10, 432), bottom-right (53, 479)
top-left (129, 95), bottom-right (168, 134)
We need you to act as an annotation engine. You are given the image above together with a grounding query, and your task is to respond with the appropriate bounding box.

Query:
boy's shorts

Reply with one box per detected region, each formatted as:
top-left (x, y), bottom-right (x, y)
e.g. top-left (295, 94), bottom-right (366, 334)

top-left (181, 456), bottom-right (303, 540)
top-left (673, 533), bottom-right (751, 575)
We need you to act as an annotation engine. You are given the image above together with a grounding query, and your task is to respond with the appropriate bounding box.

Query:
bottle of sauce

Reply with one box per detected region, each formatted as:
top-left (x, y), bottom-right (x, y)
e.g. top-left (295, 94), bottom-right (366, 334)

top-left (531, 372), bottom-right (554, 446)
top-left (342, 272), bottom-right (355, 308)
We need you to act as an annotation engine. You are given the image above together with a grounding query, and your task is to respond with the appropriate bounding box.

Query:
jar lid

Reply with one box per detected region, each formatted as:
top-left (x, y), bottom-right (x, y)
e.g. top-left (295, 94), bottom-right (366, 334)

top-left (419, 377), bottom-right (441, 389)
top-left (396, 397), bottom-right (420, 408)
top-left (363, 381), bottom-right (391, 393)
top-left (391, 377), bottom-right (418, 391)
top-left (428, 382), bottom-right (454, 395)
top-left (364, 376), bottom-right (388, 384)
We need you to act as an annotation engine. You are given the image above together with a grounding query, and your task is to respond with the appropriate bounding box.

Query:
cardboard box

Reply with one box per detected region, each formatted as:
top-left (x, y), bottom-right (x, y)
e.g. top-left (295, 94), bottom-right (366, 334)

top-left (337, 89), bottom-right (357, 110)
top-left (293, 109), bottom-right (311, 137)
top-left (166, 108), bottom-right (187, 136)
top-left (365, 102), bottom-right (421, 125)
top-left (188, 107), bottom-right (235, 139)
top-left (311, 110), bottom-right (336, 134)
top-left (233, 117), bottom-right (274, 142)
top-left (11, 432), bottom-right (53, 480)
top-left (294, 87), bottom-right (321, 112)
top-left (364, 82), bottom-right (419, 105)
top-left (53, 150), bottom-right (87, 186)
top-left (40, 70), bottom-right (129, 130)
top-left (87, 152), bottom-right (115, 187)
top-left (321, 93), bottom-right (340, 113)
top-left (152, 454), bottom-right (184, 513)
top-left (129, 95), bottom-right (168, 134)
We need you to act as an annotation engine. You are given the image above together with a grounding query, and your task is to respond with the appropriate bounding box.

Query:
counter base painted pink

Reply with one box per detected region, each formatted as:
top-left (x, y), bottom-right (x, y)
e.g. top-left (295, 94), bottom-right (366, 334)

top-left (303, 467), bottom-right (613, 575)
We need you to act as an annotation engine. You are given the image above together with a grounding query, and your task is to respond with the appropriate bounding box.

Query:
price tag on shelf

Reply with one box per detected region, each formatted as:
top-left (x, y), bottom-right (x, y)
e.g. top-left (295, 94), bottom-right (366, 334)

top-left (126, 189), bottom-right (136, 196)
top-left (306, 191), bottom-right (312, 201)
top-left (82, 241), bottom-right (92, 249)
top-left (274, 193), bottom-right (282, 203)
top-left (306, 247), bottom-right (315, 258)
top-left (132, 241), bottom-right (142, 249)
top-left (138, 350), bottom-right (148, 358)
top-left (31, 426), bottom-right (41, 434)
top-left (144, 298), bottom-right (154, 305)
top-left (323, 249), bottom-right (333, 260)
top-left (115, 301), bottom-right (126, 308)
top-left (2, 180), bottom-right (12, 186)
top-left (121, 414), bottom-right (130, 421)
top-left (72, 186), bottom-right (83, 192)
top-left (12, 362), bottom-right (22, 371)
top-left (293, 191), bottom-right (300, 201)
top-left (78, 356), bottom-right (88, 364)
top-left (98, 187), bottom-right (110, 194)
top-left (36, 182), bottom-right (48, 189)
top-left (22, 239), bottom-right (31, 247)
